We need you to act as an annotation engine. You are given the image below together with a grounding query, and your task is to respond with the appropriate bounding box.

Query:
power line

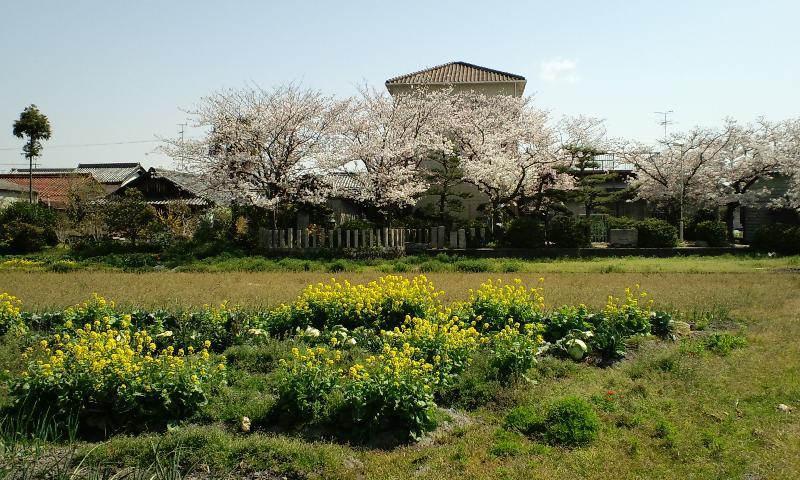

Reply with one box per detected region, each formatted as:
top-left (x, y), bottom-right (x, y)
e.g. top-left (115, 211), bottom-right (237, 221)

top-left (0, 139), bottom-right (159, 151)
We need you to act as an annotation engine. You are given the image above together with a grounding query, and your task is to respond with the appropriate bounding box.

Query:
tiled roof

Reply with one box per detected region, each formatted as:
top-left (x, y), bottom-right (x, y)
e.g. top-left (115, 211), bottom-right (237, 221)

top-left (386, 61), bottom-right (526, 85)
top-left (0, 178), bottom-right (31, 193)
top-left (12, 163), bottom-right (145, 187)
top-left (148, 168), bottom-right (231, 206)
top-left (77, 163), bottom-right (145, 185)
top-left (326, 172), bottom-right (363, 194)
top-left (0, 173), bottom-right (99, 208)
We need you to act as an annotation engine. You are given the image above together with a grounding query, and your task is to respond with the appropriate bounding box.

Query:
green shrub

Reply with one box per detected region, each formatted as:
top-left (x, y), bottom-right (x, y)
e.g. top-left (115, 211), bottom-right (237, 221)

top-left (694, 220), bottom-right (729, 247)
top-left (454, 259), bottom-right (491, 272)
top-left (489, 322), bottom-right (543, 381)
top-left (266, 275), bottom-right (443, 335)
top-left (0, 293), bottom-right (26, 335)
top-left (751, 223), bottom-right (800, 254)
top-left (502, 216), bottom-right (545, 248)
top-left (606, 216), bottom-right (639, 230)
top-left (703, 332), bottom-right (747, 356)
top-left (541, 305), bottom-right (593, 343)
top-left (636, 218), bottom-right (678, 247)
top-left (650, 311), bottom-right (674, 337)
top-left (547, 215), bottom-right (590, 247)
top-left (543, 396), bottom-right (601, 447)
top-left (6, 314), bottom-right (227, 435)
top-left (504, 405), bottom-right (541, 435)
top-left (460, 278), bottom-right (545, 330)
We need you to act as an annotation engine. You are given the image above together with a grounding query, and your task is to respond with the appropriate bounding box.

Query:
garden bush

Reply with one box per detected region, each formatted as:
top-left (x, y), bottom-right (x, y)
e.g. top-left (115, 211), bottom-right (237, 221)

top-left (587, 286), bottom-right (652, 359)
top-left (501, 216), bottom-right (545, 248)
top-left (694, 220), bottom-right (729, 247)
top-left (0, 293), bottom-right (26, 335)
top-left (489, 321), bottom-right (544, 381)
top-left (266, 275), bottom-right (443, 334)
top-left (277, 343), bottom-right (438, 441)
top-left (636, 218), bottom-right (678, 247)
top-left (547, 215), bottom-right (590, 247)
top-left (543, 396), bottom-right (600, 447)
top-left (460, 278), bottom-right (545, 330)
top-left (751, 223), bottom-right (800, 254)
top-left (0, 202), bottom-right (58, 253)
top-left (7, 312), bottom-right (227, 435)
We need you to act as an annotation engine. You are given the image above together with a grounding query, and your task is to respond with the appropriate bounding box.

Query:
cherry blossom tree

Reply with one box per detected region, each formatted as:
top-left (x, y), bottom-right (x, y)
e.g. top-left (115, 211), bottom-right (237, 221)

top-left (328, 87), bottom-right (450, 222)
top-left (618, 124), bottom-right (735, 241)
top-left (163, 84), bottom-right (347, 225)
top-left (711, 118), bottom-right (791, 234)
top-left (774, 118), bottom-right (800, 210)
top-left (446, 92), bottom-right (572, 226)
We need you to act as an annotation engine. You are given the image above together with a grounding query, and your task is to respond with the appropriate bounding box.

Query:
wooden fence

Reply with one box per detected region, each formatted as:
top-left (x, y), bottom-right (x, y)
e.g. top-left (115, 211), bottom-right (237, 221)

top-left (258, 226), bottom-right (489, 251)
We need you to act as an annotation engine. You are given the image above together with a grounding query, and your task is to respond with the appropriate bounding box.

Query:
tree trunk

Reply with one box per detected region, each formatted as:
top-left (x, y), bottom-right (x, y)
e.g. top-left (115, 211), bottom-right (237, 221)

top-left (723, 202), bottom-right (737, 243)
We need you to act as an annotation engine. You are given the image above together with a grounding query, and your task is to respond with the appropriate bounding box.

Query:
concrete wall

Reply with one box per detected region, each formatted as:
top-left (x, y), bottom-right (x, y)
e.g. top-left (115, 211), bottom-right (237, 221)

top-left (0, 190), bottom-right (36, 208)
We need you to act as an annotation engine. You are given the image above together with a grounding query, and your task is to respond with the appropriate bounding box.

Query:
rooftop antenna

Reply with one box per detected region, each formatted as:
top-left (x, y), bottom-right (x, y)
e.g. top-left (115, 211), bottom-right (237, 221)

top-left (654, 110), bottom-right (674, 142)
top-left (178, 123), bottom-right (188, 144)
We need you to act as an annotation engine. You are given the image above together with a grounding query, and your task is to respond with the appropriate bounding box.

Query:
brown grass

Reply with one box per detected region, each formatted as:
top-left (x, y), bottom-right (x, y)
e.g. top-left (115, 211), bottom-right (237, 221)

top-left (2, 271), bottom-right (797, 312)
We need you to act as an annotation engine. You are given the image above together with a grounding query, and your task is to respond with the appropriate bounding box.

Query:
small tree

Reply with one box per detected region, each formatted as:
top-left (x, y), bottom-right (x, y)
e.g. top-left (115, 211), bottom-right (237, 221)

top-left (66, 178), bottom-right (107, 240)
top-left (105, 189), bottom-right (156, 245)
top-left (12, 105), bottom-right (52, 203)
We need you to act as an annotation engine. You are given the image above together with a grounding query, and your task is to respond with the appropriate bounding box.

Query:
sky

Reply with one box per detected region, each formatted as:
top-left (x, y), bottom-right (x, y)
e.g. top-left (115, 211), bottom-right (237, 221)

top-left (1, 0), bottom-right (798, 171)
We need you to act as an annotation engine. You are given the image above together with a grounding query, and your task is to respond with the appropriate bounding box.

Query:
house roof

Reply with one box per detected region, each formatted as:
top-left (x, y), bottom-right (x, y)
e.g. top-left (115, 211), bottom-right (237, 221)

top-left (146, 168), bottom-right (231, 206)
top-left (0, 173), bottom-right (99, 208)
top-left (77, 163), bottom-right (145, 185)
top-left (386, 61), bottom-right (526, 86)
top-left (0, 178), bottom-right (31, 193)
top-left (12, 163), bottom-right (145, 187)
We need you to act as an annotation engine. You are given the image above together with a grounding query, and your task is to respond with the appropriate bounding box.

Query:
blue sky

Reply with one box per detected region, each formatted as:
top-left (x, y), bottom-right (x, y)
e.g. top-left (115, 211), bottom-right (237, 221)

top-left (1, 0), bottom-right (798, 170)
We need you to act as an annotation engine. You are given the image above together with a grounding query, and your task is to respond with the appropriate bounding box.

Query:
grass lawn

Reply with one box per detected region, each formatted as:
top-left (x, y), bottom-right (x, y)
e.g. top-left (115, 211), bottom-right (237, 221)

top-left (0, 258), bottom-right (798, 479)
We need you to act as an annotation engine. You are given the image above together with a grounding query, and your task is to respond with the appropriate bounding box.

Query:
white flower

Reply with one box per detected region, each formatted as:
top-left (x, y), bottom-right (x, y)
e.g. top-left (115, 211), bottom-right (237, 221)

top-left (304, 326), bottom-right (321, 337)
top-left (347, 338), bottom-right (357, 346)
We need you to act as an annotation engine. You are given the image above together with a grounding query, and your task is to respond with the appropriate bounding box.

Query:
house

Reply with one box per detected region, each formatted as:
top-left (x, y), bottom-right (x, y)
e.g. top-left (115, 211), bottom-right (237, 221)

top-left (113, 167), bottom-right (230, 208)
top-left (386, 61), bottom-right (527, 97)
top-left (741, 174), bottom-right (799, 243)
top-left (0, 178), bottom-right (37, 207)
top-left (11, 163), bottom-right (145, 194)
top-left (0, 173), bottom-right (102, 209)
top-left (386, 61), bottom-right (528, 224)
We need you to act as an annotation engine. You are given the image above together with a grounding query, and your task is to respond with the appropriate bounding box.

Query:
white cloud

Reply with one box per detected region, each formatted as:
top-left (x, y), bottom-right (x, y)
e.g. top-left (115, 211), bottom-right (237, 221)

top-left (538, 57), bottom-right (579, 84)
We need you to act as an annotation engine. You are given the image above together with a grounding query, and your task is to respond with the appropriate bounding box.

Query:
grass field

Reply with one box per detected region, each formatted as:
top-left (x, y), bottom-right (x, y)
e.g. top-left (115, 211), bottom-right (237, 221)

top-left (1, 258), bottom-right (798, 479)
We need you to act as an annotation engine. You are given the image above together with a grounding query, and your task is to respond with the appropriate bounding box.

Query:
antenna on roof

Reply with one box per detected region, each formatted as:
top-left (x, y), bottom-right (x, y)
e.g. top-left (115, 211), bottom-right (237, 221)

top-left (654, 110), bottom-right (674, 142)
top-left (178, 123), bottom-right (187, 144)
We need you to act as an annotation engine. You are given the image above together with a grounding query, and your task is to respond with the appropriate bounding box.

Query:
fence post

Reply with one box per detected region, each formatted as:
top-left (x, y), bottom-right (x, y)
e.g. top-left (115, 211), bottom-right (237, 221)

top-left (438, 226), bottom-right (446, 249)
top-left (480, 227), bottom-right (486, 246)
top-left (353, 229), bottom-right (359, 249)
top-left (336, 229), bottom-right (342, 249)
top-left (458, 229), bottom-right (466, 249)
top-left (449, 231), bottom-right (457, 249)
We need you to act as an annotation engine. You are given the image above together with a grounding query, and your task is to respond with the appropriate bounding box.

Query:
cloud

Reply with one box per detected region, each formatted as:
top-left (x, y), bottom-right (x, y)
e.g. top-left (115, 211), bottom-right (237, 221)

top-left (538, 57), bottom-right (579, 84)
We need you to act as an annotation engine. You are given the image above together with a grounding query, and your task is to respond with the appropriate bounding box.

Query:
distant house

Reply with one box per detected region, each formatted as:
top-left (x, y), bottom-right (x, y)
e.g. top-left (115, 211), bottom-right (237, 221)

top-left (386, 61), bottom-right (528, 224)
top-left (386, 61), bottom-right (527, 97)
top-left (113, 167), bottom-right (230, 208)
top-left (10, 163), bottom-right (145, 194)
top-left (741, 174), bottom-right (799, 242)
top-left (0, 178), bottom-right (37, 207)
top-left (0, 173), bottom-right (102, 209)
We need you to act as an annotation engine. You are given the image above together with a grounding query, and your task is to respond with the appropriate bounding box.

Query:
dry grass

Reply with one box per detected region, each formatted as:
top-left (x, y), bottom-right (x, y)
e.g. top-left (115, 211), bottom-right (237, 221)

top-left (1, 271), bottom-right (797, 312)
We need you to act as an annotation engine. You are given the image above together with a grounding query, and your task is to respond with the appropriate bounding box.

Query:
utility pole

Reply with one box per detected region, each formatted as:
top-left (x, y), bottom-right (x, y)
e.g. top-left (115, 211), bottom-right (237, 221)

top-left (655, 110), bottom-right (685, 242)
top-left (178, 123), bottom-right (187, 144)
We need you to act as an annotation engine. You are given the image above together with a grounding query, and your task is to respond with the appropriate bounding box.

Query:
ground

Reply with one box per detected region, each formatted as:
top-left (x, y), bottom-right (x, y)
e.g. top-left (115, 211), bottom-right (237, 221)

top-left (0, 256), bottom-right (798, 479)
